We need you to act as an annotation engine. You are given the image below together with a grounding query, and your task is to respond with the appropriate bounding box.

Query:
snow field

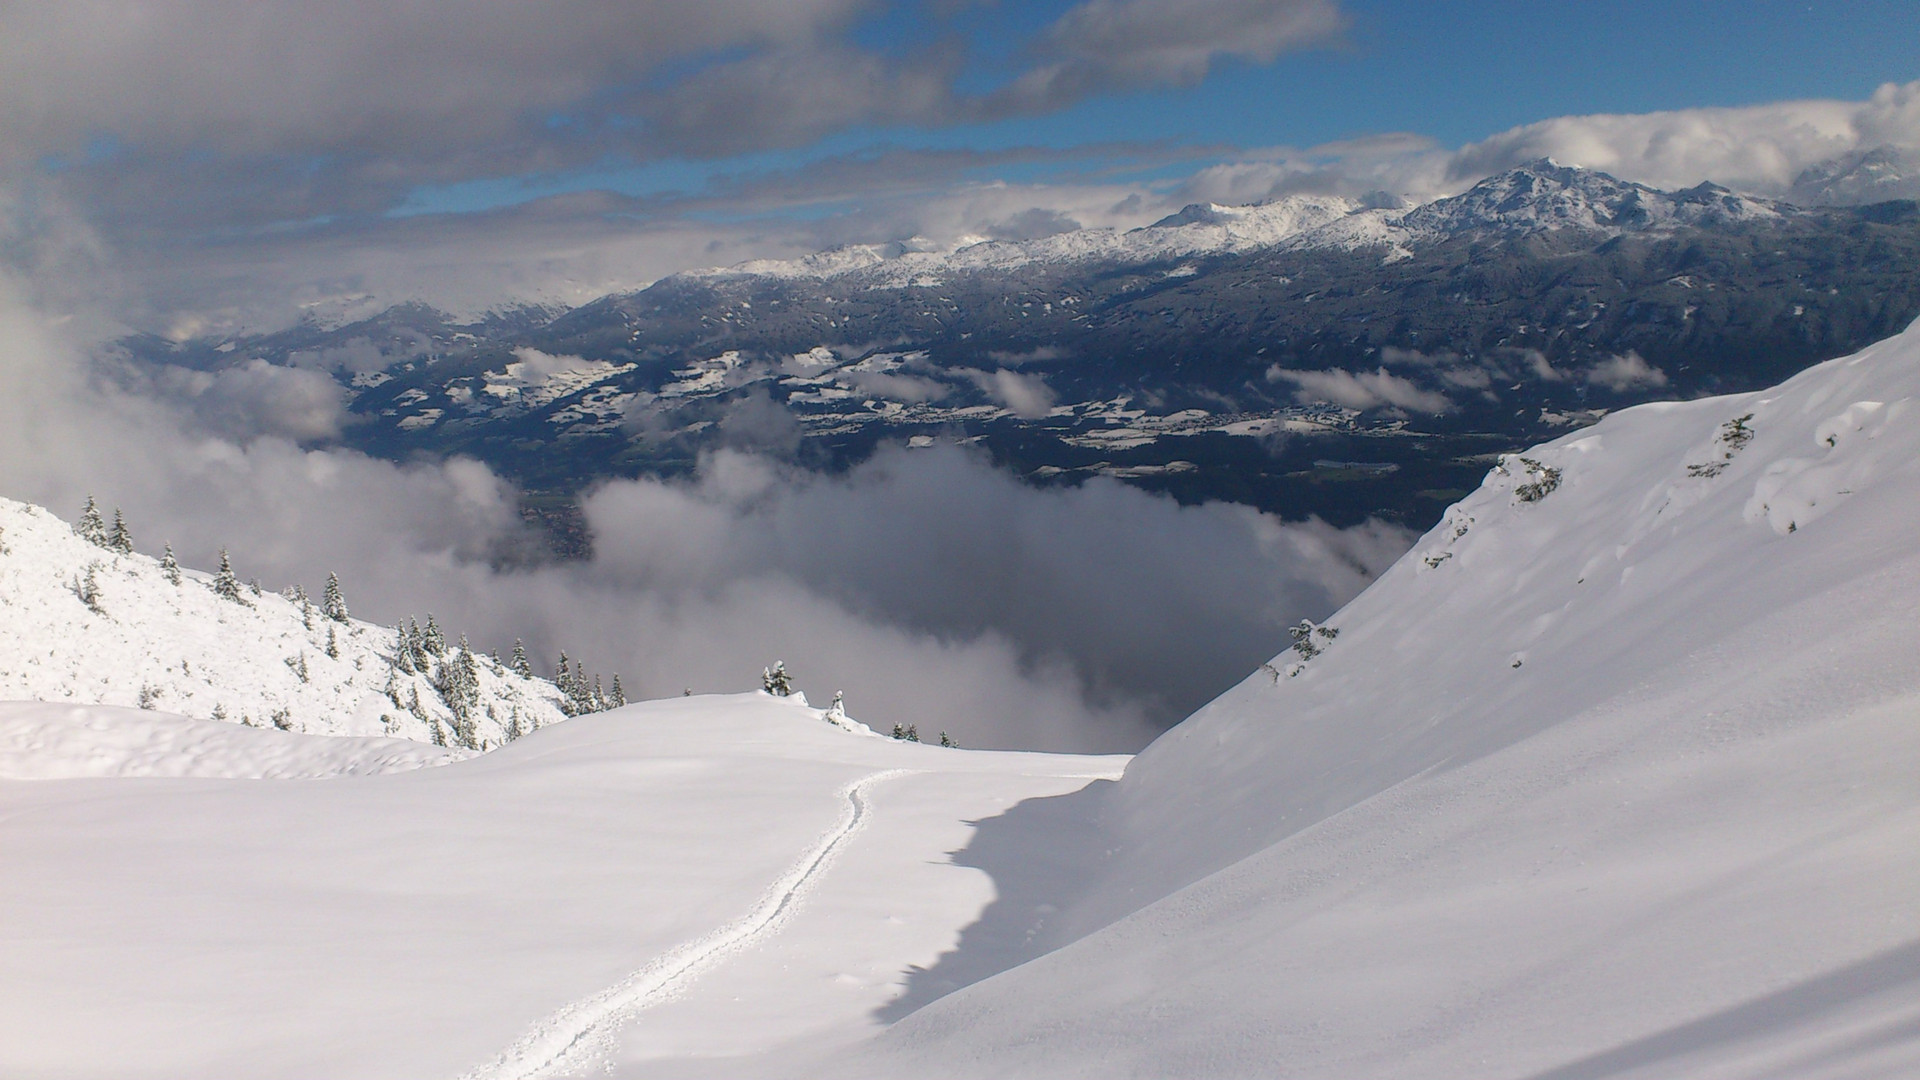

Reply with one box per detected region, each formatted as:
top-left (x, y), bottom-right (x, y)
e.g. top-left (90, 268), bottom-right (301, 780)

top-left (0, 691), bottom-right (1125, 1080)
top-left (826, 317), bottom-right (1920, 1077)
top-left (0, 701), bottom-right (463, 779)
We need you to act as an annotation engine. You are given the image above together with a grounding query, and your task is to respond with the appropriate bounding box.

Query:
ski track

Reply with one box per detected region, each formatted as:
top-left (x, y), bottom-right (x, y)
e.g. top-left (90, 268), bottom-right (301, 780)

top-left (459, 768), bottom-right (918, 1080)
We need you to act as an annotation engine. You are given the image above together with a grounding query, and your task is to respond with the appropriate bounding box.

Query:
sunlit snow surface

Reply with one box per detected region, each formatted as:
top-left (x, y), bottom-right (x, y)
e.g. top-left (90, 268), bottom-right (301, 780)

top-left (827, 319), bottom-right (1920, 1079)
top-left (0, 693), bottom-right (1123, 1079)
top-left (7, 316), bottom-right (1920, 1079)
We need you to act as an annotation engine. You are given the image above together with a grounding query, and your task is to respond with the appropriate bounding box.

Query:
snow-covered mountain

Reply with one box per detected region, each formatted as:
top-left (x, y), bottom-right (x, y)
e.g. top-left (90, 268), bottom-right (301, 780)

top-left (0, 496), bottom-right (571, 748)
top-left (841, 317), bottom-right (1920, 1077)
top-left (1789, 146), bottom-right (1920, 206)
top-left (686, 160), bottom-right (1792, 290)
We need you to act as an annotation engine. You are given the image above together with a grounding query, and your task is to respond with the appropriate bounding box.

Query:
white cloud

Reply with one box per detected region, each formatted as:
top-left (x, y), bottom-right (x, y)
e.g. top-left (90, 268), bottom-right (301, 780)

top-left (964, 369), bottom-right (1060, 418)
top-left (1003, 0), bottom-right (1346, 109)
top-left (1268, 366), bottom-right (1454, 414)
top-left (0, 274), bottom-right (1411, 751)
top-left (1448, 80), bottom-right (1920, 197)
top-left (1586, 351), bottom-right (1668, 392)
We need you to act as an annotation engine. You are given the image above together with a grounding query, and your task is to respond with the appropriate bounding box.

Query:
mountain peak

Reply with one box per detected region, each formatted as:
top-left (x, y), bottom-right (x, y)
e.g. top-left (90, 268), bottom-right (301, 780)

top-left (1403, 159), bottom-right (1781, 237)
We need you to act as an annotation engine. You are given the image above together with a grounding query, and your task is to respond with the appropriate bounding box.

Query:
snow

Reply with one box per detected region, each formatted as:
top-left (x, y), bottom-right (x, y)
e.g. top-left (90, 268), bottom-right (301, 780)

top-left (7, 311), bottom-right (1920, 1076)
top-left (677, 162), bottom-right (1786, 294)
top-left (0, 692), bottom-right (1123, 1079)
top-left (0, 701), bottom-right (461, 779)
top-left (824, 316), bottom-right (1920, 1078)
top-left (0, 497), bottom-right (571, 745)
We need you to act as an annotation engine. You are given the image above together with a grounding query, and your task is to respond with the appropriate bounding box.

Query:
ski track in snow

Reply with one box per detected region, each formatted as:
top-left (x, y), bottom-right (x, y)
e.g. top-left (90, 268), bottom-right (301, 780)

top-left (460, 768), bottom-right (917, 1080)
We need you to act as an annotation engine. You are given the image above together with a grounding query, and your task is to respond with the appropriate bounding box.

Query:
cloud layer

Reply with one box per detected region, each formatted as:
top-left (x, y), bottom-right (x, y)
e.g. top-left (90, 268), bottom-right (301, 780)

top-left (0, 274), bottom-right (1408, 752)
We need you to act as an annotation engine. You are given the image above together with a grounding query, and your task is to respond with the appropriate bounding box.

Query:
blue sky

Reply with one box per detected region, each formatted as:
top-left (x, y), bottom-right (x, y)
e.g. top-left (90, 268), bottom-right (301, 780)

top-left (5, 0), bottom-right (1916, 326)
top-left (396, 0), bottom-right (1920, 217)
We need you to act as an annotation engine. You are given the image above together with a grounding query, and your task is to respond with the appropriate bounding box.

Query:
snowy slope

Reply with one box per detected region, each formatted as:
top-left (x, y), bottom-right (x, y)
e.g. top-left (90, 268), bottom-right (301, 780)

top-left (0, 701), bottom-right (460, 779)
top-left (0, 497), bottom-right (569, 746)
top-left (0, 691), bottom-right (1124, 1080)
top-left (829, 318), bottom-right (1920, 1078)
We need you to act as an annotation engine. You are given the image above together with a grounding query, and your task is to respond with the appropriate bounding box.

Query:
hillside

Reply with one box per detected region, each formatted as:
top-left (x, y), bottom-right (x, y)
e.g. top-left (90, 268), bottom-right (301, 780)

top-left (832, 317), bottom-right (1920, 1077)
top-left (0, 496), bottom-right (572, 747)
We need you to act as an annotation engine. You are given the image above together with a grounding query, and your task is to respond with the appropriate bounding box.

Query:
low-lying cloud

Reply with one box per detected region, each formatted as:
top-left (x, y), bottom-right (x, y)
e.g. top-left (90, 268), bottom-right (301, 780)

top-left (1586, 351), bottom-right (1668, 392)
top-left (1269, 366), bottom-right (1455, 415)
top-left (0, 275), bottom-right (1412, 753)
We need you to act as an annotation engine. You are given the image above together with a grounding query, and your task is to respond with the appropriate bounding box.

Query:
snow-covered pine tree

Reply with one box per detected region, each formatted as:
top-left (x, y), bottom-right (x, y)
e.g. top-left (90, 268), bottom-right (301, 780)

top-left (609, 674), bottom-right (626, 708)
top-left (567, 661), bottom-right (597, 716)
top-left (903, 724), bottom-right (920, 743)
top-left (161, 544), bottom-right (181, 585)
top-left (295, 587), bottom-right (314, 629)
top-left (938, 731), bottom-right (957, 748)
top-left (438, 638), bottom-right (481, 747)
top-left (107, 510), bottom-right (133, 554)
top-left (322, 573), bottom-right (349, 622)
top-left (76, 496), bottom-right (106, 546)
top-left (392, 624), bottom-right (417, 674)
top-left (511, 639), bottom-right (532, 679)
top-left (591, 674), bottom-right (605, 712)
top-left (210, 703), bottom-right (228, 722)
top-left (326, 624), bottom-right (340, 660)
top-left (75, 562), bottom-right (105, 615)
top-left (762, 660), bottom-right (794, 697)
top-left (213, 549), bottom-right (244, 603)
top-left (422, 614), bottom-right (446, 656)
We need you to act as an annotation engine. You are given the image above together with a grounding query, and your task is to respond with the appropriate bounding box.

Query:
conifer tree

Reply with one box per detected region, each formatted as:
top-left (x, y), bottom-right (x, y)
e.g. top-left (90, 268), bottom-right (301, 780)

top-left (555, 652), bottom-right (575, 713)
top-left (422, 614), bottom-right (446, 656)
top-left (296, 588), bottom-right (314, 629)
top-left (568, 661), bottom-right (597, 716)
top-left (213, 549), bottom-right (244, 602)
top-left (161, 544), bottom-right (182, 585)
top-left (609, 674), bottom-right (626, 709)
top-left (326, 625), bottom-right (340, 660)
top-left (439, 638), bottom-right (481, 746)
top-left (511, 639), bottom-right (533, 679)
top-left (75, 562), bottom-right (105, 615)
top-left (76, 496), bottom-right (106, 546)
top-left (762, 660), bottom-right (794, 696)
top-left (938, 731), bottom-right (956, 748)
top-left (393, 624), bottom-right (416, 673)
top-left (108, 509), bottom-right (133, 554)
top-left (211, 703), bottom-right (228, 723)
top-left (322, 573), bottom-right (349, 622)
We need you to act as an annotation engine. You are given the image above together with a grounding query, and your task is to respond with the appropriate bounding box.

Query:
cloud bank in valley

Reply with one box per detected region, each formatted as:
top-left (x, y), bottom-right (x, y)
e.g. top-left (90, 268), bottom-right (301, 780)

top-left (0, 276), bottom-right (1409, 752)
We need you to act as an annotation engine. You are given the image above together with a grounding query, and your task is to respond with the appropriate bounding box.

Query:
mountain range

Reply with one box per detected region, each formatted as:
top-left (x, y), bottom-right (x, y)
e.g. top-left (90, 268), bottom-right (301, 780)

top-left (116, 159), bottom-right (1920, 550)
